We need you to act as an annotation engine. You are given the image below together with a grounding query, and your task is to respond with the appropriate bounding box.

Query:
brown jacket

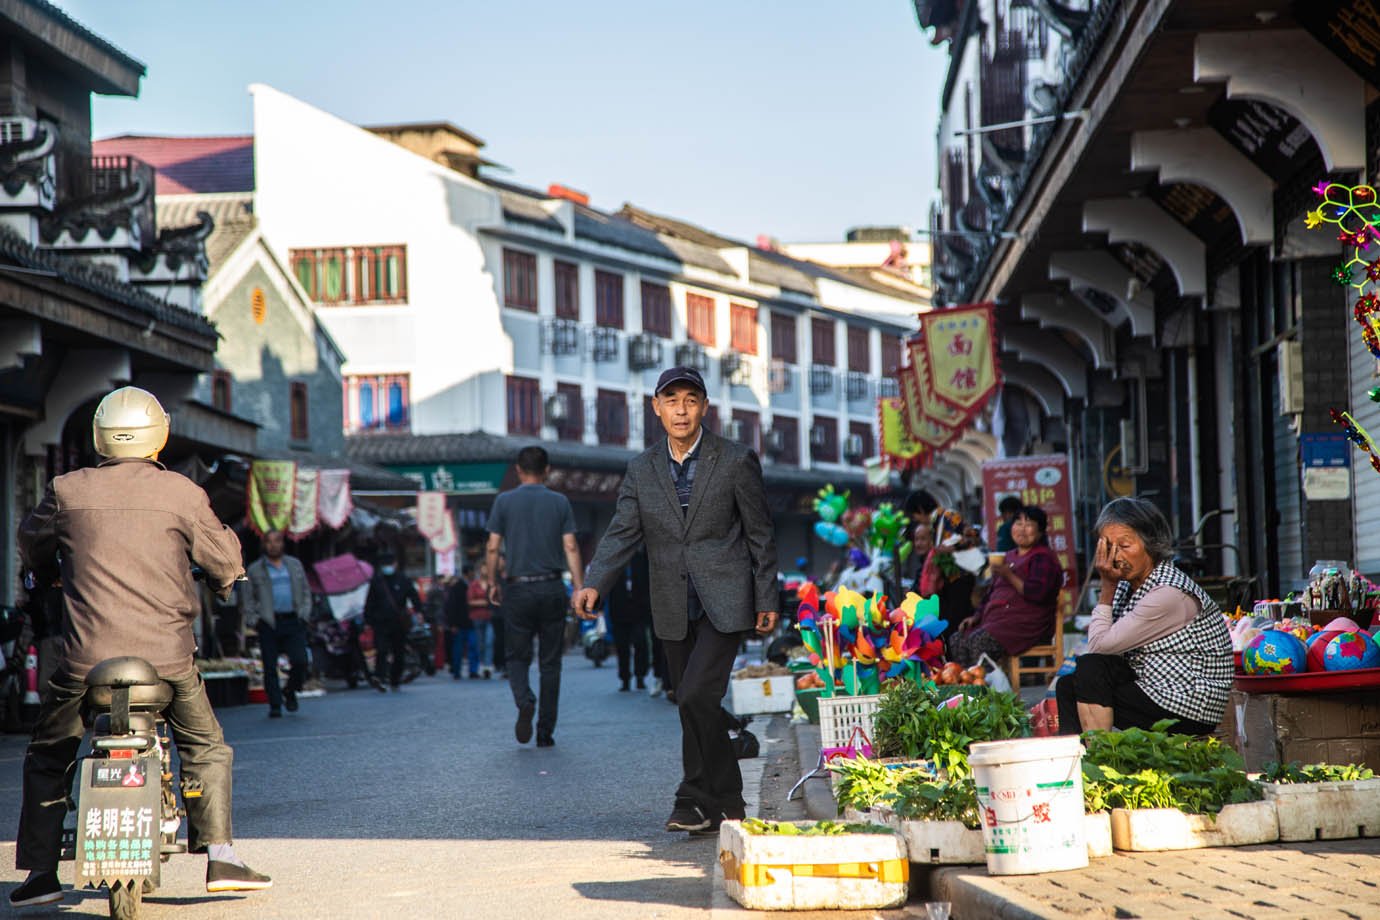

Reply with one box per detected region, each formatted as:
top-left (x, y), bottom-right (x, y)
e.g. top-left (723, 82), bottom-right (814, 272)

top-left (18, 457), bottom-right (244, 679)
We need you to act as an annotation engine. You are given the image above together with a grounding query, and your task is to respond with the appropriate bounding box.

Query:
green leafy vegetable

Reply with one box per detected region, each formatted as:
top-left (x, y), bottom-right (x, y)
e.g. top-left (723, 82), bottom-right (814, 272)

top-left (871, 681), bottom-right (1029, 777)
top-left (829, 757), bottom-right (933, 814)
top-left (1080, 722), bottom-right (1261, 815)
top-left (1261, 762), bottom-right (1375, 783)
top-left (740, 818), bottom-right (893, 836)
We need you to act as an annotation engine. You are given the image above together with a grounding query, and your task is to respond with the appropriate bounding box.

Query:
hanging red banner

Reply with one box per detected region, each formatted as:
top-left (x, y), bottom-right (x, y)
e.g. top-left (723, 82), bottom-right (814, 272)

top-left (878, 396), bottom-right (926, 469)
top-left (918, 303), bottom-right (1000, 415)
top-left (899, 365), bottom-right (964, 452)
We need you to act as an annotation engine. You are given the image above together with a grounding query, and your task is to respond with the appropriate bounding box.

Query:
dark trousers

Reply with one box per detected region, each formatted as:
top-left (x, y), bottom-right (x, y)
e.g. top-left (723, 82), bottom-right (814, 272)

top-left (610, 617), bottom-right (651, 683)
top-left (492, 612), bottom-right (507, 670)
top-left (372, 622), bottom-right (407, 687)
top-left (504, 581), bottom-right (567, 738)
top-left (1055, 653), bottom-right (1216, 736)
top-left (259, 614), bottom-right (309, 711)
top-left (18, 670), bottom-right (233, 869)
top-left (663, 616), bottom-right (744, 815)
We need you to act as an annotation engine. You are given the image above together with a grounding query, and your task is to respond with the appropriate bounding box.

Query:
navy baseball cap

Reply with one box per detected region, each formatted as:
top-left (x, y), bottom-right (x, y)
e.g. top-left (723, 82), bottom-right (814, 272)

top-left (654, 365), bottom-right (706, 396)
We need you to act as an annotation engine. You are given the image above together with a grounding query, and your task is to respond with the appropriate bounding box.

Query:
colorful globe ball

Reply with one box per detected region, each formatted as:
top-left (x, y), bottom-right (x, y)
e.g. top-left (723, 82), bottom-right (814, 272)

top-left (1321, 631), bottom-right (1380, 671)
top-left (1242, 630), bottom-right (1308, 675)
top-left (1307, 630), bottom-right (1345, 672)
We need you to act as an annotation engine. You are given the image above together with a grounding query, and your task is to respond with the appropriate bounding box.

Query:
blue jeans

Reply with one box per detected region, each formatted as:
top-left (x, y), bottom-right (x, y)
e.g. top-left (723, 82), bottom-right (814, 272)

top-left (450, 626), bottom-right (478, 677)
top-left (471, 620), bottom-right (494, 669)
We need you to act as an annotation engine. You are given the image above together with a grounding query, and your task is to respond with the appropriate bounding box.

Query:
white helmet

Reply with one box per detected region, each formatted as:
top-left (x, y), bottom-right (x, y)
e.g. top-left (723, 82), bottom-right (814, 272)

top-left (92, 386), bottom-right (169, 459)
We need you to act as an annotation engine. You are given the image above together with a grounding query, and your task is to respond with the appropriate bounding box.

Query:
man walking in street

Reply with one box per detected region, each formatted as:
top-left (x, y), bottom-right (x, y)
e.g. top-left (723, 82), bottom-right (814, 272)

top-left (364, 550), bottom-right (421, 690)
top-left (576, 366), bottom-right (779, 835)
top-left (485, 446), bottom-right (583, 747)
top-left (243, 529), bottom-right (312, 718)
top-left (608, 548), bottom-right (652, 692)
top-left (444, 573), bottom-right (476, 679)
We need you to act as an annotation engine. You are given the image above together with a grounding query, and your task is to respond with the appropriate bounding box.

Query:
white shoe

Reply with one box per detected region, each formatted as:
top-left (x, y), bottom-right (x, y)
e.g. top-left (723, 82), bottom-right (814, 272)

top-left (648, 677), bottom-right (663, 697)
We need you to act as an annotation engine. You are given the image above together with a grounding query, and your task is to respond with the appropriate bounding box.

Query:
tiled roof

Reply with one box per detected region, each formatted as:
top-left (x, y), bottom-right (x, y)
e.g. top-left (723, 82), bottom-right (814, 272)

top-left (93, 136), bottom-right (254, 195)
top-left (156, 193), bottom-right (255, 276)
top-left (0, 225), bottom-right (216, 338)
top-left (20, 0), bottom-right (145, 77)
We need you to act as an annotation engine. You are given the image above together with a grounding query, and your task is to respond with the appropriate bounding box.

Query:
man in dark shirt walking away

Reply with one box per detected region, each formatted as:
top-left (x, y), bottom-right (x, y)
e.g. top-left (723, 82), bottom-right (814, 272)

top-left (364, 550), bottom-right (422, 690)
top-left (485, 447), bottom-right (583, 747)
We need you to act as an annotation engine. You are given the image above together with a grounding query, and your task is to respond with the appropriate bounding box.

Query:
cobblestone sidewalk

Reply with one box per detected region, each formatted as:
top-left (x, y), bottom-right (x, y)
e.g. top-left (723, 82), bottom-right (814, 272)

top-left (932, 838), bottom-right (1380, 920)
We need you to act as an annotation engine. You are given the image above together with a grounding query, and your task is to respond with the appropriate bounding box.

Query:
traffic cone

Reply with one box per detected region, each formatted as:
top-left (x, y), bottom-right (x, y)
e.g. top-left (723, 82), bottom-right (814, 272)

top-left (21, 644), bottom-right (40, 723)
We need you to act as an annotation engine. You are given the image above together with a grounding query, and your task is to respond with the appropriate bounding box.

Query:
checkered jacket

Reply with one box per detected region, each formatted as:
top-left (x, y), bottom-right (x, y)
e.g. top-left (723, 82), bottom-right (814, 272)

top-left (1112, 562), bottom-right (1233, 726)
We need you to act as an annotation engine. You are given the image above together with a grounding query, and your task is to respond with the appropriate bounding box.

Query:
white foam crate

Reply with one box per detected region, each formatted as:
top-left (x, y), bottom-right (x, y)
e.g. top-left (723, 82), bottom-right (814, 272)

top-left (1110, 800), bottom-right (1279, 851)
top-left (1260, 778), bottom-right (1380, 841)
top-left (729, 675), bottom-right (796, 715)
top-left (845, 806), bottom-right (1111, 863)
top-left (718, 820), bottom-right (909, 911)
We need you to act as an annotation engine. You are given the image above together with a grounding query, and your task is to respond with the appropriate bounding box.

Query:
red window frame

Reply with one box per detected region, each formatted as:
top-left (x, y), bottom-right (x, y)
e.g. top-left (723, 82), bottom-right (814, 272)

top-left (847, 326), bottom-right (870, 373)
top-left (503, 249), bottom-right (538, 312)
top-left (554, 260), bottom-right (580, 320)
top-left (686, 292), bottom-right (716, 346)
top-left (770, 313), bottom-right (797, 364)
top-left (641, 282), bottom-right (672, 337)
top-left (506, 375), bottom-right (541, 435)
top-left (291, 245), bottom-right (407, 304)
top-left (812, 317), bottom-right (836, 366)
top-left (595, 270), bottom-right (625, 329)
top-left (345, 374), bottom-right (410, 434)
top-left (730, 303), bottom-right (758, 355)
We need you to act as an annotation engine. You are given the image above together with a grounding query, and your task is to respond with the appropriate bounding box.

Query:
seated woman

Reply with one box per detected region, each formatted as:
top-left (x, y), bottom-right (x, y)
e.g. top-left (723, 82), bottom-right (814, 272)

top-left (1056, 497), bottom-right (1232, 736)
top-left (947, 506), bottom-right (1061, 667)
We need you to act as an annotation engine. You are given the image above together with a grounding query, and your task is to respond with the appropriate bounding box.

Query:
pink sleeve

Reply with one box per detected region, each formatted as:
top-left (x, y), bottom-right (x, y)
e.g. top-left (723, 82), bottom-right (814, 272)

top-left (1086, 586), bottom-right (1200, 655)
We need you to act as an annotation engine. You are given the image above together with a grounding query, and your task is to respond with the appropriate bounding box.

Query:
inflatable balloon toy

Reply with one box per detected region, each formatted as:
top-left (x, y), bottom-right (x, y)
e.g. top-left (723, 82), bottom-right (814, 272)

top-left (813, 484), bottom-right (850, 524)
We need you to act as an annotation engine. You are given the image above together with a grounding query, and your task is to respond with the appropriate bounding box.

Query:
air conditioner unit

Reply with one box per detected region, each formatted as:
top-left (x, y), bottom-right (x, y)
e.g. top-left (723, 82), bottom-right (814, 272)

top-left (809, 423), bottom-right (830, 449)
top-left (1278, 340), bottom-right (1303, 416)
top-left (722, 352), bottom-right (754, 386)
top-left (843, 433), bottom-right (865, 461)
top-left (763, 428), bottom-right (786, 457)
top-left (590, 326), bottom-right (620, 363)
top-left (627, 333), bottom-right (662, 371)
top-left (809, 365), bottom-right (835, 396)
top-left (845, 371), bottom-right (871, 401)
top-left (541, 318), bottom-right (581, 356)
top-left (722, 417), bottom-right (743, 441)
top-left (768, 360), bottom-right (792, 394)
top-left (674, 342), bottom-right (708, 371)
top-left (543, 392), bottom-right (570, 424)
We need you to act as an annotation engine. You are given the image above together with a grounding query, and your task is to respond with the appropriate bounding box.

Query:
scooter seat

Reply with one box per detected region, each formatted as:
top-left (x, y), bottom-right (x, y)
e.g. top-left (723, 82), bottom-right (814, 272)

top-left (84, 657), bottom-right (174, 711)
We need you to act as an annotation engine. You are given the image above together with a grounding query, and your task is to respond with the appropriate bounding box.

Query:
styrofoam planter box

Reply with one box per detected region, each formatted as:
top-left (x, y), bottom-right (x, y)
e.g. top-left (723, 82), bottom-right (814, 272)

top-left (849, 806), bottom-right (1110, 863)
top-left (730, 675), bottom-right (796, 715)
top-left (1109, 800), bottom-right (1279, 851)
top-left (1085, 811), bottom-right (1113, 859)
top-left (718, 820), bottom-right (909, 911)
top-left (1260, 778), bottom-right (1380, 841)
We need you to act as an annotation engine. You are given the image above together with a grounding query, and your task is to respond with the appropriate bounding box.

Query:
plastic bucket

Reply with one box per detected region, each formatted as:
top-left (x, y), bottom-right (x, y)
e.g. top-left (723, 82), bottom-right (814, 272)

top-left (967, 736), bottom-right (1088, 875)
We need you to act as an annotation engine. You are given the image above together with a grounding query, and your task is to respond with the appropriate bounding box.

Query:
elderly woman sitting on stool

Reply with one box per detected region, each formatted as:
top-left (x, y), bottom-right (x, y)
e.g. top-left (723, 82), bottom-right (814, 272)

top-left (1057, 497), bottom-right (1233, 736)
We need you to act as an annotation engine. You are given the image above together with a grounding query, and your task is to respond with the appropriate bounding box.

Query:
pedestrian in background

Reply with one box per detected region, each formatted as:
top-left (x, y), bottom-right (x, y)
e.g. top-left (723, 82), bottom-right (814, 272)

top-left (577, 366), bottom-right (779, 836)
top-left (992, 495), bottom-right (1023, 552)
top-left (608, 547), bottom-right (652, 692)
top-left (445, 573), bottom-right (477, 680)
top-left (466, 565), bottom-right (494, 678)
top-left (364, 550), bottom-right (421, 691)
top-left (243, 529), bottom-right (312, 718)
top-left (485, 446), bottom-right (584, 747)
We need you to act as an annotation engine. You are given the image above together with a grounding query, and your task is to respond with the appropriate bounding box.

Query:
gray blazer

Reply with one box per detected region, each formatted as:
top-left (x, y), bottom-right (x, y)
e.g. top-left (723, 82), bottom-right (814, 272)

top-left (243, 555), bottom-right (313, 626)
top-left (585, 429), bottom-right (779, 641)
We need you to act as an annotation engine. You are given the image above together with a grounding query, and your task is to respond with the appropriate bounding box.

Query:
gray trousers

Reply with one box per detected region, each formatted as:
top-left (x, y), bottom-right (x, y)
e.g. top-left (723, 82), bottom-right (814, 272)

top-left (17, 670), bottom-right (234, 869)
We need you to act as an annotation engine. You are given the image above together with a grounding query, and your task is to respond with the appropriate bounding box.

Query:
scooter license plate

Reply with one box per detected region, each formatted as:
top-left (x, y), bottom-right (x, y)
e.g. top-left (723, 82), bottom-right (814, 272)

top-left (74, 756), bottom-right (161, 885)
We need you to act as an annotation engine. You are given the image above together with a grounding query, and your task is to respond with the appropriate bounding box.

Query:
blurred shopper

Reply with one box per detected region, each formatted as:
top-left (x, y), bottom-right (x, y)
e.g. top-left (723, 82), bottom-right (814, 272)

top-left (608, 548), bottom-right (652, 692)
top-left (466, 565), bottom-right (494, 678)
top-left (364, 550), bottom-right (422, 690)
top-left (993, 495), bottom-right (1023, 553)
top-left (485, 446), bottom-right (583, 747)
top-left (910, 522), bottom-right (976, 627)
top-left (444, 574), bottom-right (476, 680)
top-left (243, 529), bottom-right (312, 718)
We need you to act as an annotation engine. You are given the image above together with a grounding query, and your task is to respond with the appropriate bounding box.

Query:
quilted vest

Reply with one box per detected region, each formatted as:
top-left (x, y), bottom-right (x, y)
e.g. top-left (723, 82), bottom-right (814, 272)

top-left (1111, 561), bottom-right (1233, 726)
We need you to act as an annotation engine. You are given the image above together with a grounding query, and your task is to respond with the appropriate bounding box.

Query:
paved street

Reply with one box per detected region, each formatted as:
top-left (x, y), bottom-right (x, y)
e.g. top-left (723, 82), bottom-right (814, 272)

top-left (0, 656), bottom-right (736, 919)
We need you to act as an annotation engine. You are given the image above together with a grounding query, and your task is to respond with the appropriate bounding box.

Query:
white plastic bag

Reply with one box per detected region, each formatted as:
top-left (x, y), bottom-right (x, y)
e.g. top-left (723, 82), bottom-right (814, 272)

top-left (977, 652), bottom-right (1012, 693)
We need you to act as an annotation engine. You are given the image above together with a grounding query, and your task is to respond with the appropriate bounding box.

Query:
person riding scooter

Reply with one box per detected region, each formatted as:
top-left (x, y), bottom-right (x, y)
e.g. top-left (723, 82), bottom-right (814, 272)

top-left (10, 386), bottom-right (271, 908)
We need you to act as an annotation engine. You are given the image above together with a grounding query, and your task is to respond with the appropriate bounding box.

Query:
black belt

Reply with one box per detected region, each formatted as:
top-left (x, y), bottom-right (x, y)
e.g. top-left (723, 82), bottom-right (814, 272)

top-left (274, 611), bottom-right (299, 618)
top-left (508, 573), bottom-right (561, 584)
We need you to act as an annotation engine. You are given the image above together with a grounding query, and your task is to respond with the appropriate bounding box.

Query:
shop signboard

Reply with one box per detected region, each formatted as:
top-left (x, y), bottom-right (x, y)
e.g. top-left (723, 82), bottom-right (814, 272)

top-left (982, 454), bottom-right (1077, 622)
top-left (1301, 432), bottom-right (1352, 501)
top-left (1295, 1), bottom-right (1380, 88)
top-left (389, 462), bottom-right (508, 495)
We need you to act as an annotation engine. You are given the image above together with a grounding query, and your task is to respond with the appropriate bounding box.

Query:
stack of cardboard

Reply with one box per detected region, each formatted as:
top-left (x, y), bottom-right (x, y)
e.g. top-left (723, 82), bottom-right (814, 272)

top-left (1218, 690), bottom-right (1380, 771)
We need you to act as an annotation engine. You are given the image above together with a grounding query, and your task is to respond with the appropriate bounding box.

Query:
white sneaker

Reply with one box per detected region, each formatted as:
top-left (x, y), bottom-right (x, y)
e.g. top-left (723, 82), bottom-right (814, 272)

top-left (648, 677), bottom-right (663, 697)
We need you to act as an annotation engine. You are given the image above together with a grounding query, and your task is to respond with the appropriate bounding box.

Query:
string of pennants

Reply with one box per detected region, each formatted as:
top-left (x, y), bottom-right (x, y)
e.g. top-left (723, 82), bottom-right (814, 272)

top-left (878, 302), bottom-right (1000, 470)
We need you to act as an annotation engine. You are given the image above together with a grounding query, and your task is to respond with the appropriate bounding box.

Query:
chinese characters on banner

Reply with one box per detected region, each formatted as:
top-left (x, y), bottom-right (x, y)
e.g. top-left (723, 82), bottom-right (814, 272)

top-left (247, 460), bottom-right (296, 535)
top-left (918, 302), bottom-right (999, 416)
top-left (981, 455), bottom-right (1078, 623)
top-left (878, 397), bottom-right (925, 469)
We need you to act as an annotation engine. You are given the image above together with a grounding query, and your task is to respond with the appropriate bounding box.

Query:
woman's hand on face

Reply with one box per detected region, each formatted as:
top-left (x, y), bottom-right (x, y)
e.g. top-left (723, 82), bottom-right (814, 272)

top-left (1093, 537), bottom-right (1122, 601)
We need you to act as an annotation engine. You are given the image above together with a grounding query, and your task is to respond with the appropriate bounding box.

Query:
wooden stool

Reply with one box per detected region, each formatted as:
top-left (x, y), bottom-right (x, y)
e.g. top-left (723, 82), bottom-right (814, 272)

top-left (1005, 614), bottom-right (1065, 689)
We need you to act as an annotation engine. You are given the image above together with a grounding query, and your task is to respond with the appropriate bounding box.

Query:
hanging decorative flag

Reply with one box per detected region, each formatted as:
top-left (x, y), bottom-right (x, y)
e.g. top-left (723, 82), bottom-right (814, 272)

top-left (317, 469), bottom-right (354, 529)
top-left (247, 460), bottom-right (296, 535)
top-left (415, 491), bottom-right (448, 540)
top-left (863, 456), bottom-right (890, 494)
top-left (905, 337), bottom-right (968, 427)
top-left (429, 514), bottom-right (458, 554)
top-left (918, 302), bottom-right (1000, 415)
top-left (878, 397), bottom-right (925, 469)
top-left (899, 365), bottom-right (964, 452)
top-left (289, 469), bottom-right (320, 539)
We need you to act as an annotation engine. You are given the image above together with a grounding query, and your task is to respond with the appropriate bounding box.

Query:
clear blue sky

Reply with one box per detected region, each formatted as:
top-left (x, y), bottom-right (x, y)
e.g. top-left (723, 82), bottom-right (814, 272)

top-left (54, 1), bottom-right (948, 243)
